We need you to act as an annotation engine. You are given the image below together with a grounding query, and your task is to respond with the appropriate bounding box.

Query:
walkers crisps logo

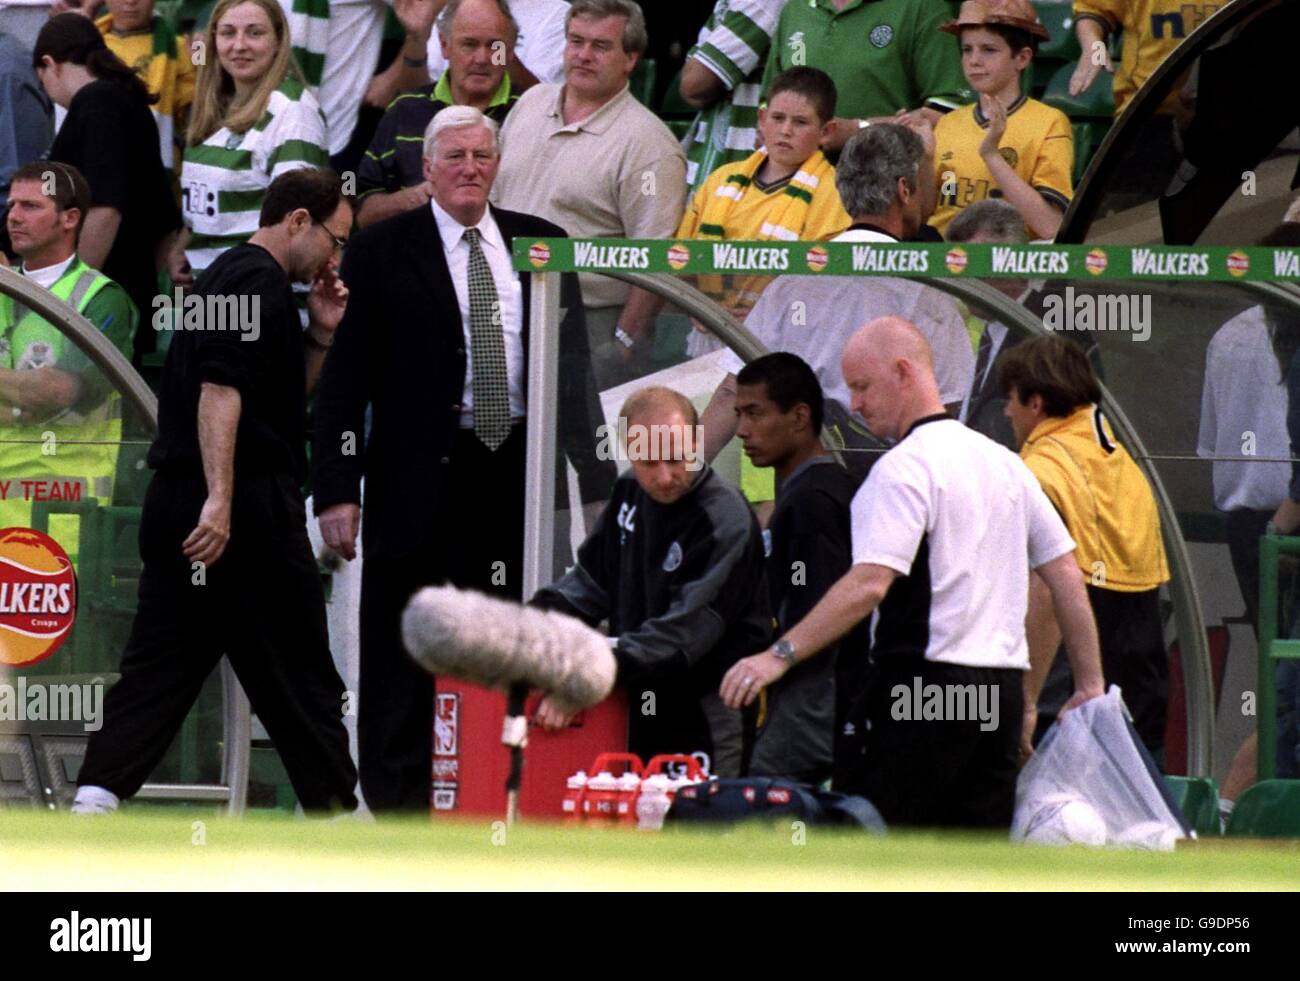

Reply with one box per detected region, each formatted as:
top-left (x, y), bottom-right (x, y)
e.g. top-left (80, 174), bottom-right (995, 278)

top-left (0, 527), bottom-right (77, 667)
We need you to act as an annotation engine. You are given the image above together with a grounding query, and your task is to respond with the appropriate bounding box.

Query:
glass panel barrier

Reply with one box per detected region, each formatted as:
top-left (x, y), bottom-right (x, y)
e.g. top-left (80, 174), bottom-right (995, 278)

top-left (0, 266), bottom-right (238, 811)
top-left (520, 239), bottom-right (1300, 782)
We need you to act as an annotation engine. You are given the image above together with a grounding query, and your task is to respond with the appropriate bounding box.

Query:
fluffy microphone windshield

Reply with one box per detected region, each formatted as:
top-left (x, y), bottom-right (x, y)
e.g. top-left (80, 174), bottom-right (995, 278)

top-left (402, 586), bottom-right (617, 712)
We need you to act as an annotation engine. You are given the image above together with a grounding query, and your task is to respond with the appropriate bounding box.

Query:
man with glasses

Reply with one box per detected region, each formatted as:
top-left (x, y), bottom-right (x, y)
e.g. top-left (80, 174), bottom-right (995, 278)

top-left (74, 167), bottom-right (359, 816)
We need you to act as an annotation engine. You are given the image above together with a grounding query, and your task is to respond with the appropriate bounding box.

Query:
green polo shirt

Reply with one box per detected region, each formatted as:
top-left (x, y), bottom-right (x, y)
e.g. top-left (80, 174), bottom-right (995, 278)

top-left (760, 0), bottom-right (970, 120)
top-left (357, 70), bottom-right (517, 199)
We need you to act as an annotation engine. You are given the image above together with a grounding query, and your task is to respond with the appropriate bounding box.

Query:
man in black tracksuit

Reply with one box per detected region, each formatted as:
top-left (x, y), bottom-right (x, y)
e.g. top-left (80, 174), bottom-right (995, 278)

top-left (531, 386), bottom-right (770, 774)
top-left (733, 354), bottom-right (866, 785)
top-left (73, 170), bottom-right (358, 815)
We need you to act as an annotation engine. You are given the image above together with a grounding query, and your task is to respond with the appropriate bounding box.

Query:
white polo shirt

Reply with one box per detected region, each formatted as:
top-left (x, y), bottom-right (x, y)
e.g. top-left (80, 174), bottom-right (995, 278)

top-left (851, 415), bottom-right (1076, 670)
top-left (719, 226), bottom-right (975, 410)
top-left (1196, 305), bottom-right (1290, 512)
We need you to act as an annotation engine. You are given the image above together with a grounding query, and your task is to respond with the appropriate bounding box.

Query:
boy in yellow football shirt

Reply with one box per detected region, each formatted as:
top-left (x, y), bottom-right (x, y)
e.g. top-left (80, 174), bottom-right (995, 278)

top-left (1070, 0), bottom-right (1223, 117)
top-left (676, 66), bottom-right (851, 506)
top-left (927, 0), bottom-right (1073, 240)
top-left (676, 66), bottom-right (851, 324)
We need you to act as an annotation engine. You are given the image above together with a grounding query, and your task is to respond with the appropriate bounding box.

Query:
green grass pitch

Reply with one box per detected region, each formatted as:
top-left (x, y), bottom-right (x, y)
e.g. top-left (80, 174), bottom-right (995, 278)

top-left (2, 808), bottom-right (1299, 890)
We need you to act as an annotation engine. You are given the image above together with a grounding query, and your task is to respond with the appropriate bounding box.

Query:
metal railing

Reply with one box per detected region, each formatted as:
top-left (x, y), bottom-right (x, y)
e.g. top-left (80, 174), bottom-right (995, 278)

top-left (1257, 534), bottom-right (1300, 781)
top-left (522, 270), bottom-right (1217, 776)
top-left (0, 265), bottom-right (250, 814)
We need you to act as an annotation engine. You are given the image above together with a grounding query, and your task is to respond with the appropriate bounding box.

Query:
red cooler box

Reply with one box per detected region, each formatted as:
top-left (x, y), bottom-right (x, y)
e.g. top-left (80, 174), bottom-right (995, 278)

top-left (431, 683), bottom-right (628, 819)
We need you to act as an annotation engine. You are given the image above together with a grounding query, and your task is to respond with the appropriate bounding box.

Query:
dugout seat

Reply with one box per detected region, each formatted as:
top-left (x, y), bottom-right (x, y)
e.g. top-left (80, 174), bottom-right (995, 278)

top-left (1224, 780), bottom-right (1300, 837)
top-left (1163, 775), bottom-right (1221, 837)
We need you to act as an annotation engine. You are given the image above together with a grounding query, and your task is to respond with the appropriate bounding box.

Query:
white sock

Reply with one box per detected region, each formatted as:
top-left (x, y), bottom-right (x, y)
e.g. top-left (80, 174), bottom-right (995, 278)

top-left (71, 785), bottom-right (120, 814)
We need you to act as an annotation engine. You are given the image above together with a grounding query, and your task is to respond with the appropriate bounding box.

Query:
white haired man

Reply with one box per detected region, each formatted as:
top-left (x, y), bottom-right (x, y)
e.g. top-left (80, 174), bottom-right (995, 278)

top-left (312, 105), bottom-right (615, 811)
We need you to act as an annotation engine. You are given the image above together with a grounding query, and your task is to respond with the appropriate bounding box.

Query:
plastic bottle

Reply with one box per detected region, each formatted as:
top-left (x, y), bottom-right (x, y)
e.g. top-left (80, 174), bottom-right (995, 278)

top-left (616, 771), bottom-right (643, 825)
top-left (583, 771), bottom-right (620, 822)
top-left (636, 774), bottom-right (673, 831)
top-left (561, 770), bottom-right (588, 824)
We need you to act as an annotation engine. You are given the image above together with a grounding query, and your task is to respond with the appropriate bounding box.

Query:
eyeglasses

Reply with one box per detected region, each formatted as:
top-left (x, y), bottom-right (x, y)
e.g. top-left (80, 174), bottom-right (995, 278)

top-left (315, 221), bottom-right (349, 251)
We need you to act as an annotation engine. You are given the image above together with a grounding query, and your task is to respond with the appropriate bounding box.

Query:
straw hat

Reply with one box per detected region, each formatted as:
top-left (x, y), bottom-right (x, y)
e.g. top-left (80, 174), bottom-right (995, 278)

top-left (938, 0), bottom-right (1050, 41)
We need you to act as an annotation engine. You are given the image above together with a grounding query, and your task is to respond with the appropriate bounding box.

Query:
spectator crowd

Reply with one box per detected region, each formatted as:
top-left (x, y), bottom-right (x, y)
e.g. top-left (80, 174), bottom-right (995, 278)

top-left (0, 0), bottom-right (1295, 829)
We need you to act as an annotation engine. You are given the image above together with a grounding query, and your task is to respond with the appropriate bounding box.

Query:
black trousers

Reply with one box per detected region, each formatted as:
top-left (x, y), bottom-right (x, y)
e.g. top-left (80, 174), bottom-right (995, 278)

top-left (1225, 508), bottom-right (1275, 635)
top-left (358, 425), bottom-right (526, 812)
top-left (78, 469), bottom-right (358, 812)
top-left (1035, 585), bottom-right (1166, 758)
top-left (837, 652), bottom-right (1022, 829)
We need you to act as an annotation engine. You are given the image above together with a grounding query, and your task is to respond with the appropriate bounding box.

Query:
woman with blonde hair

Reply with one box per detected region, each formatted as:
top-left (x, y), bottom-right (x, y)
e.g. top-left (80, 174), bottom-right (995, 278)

top-left (169, 0), bottom-right (328, 288)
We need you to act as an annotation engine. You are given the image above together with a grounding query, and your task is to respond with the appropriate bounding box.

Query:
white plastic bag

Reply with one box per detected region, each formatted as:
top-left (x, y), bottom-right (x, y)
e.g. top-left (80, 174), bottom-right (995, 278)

top-left (1012, 686), bottom-right (1190, 850)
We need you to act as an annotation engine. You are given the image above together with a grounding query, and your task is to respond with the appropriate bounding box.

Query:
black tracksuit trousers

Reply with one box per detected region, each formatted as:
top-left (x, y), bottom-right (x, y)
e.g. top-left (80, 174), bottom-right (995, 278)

top-left (78, 468), bottom-right (358, 812)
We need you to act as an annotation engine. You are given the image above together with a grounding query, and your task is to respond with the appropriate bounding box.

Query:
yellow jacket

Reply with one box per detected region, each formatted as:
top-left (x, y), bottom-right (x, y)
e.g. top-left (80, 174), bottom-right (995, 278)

top-left (1021, 404), bottom-right (1169, 591)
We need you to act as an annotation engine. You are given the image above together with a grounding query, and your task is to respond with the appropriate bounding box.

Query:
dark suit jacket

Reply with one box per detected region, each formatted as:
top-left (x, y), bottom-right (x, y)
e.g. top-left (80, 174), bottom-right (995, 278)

top-left (311, 203), bottom-right (615, 559)
top-left (962, 288), bottom-right (1100, 451)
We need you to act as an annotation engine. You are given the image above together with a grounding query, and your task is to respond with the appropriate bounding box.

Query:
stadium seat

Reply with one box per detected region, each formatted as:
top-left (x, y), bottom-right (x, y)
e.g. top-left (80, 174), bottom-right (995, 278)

top-left (658, 68), bottom-right (699, 143)
top-left (1224, 779), bottom-right (1300, 837)
top-left (1042, 59), bottom-right (1114, 118)
top-left (659, 67), bottom-right (695, 118)
top-left (1034, 0), bottom-right (1082, 63)
top-left (1163, 775), bottom-right (1221, 837)
top-left (629, 58), bottom-right (658, 109)
top-left (1042, 60), bottom-right (1114, 183)
top-left (174, 0), bottom-right (217, 33)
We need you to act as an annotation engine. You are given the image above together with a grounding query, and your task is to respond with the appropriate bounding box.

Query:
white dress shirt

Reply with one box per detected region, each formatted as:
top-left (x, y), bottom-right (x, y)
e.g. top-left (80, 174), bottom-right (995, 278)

top-left (430, 198), bottom-right (525, 427)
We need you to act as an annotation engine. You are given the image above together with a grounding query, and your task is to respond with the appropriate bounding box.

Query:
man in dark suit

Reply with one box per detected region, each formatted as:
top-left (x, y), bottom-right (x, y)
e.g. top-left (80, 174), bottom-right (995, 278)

top-left (945, 200), bottom-right (1094, 452)
top-left (312, 105), bottom-right (615, 813)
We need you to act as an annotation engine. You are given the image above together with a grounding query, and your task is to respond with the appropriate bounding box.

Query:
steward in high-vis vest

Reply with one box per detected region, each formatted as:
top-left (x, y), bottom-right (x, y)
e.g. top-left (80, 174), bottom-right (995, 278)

top-left (0, 163), bottom-right (138, 562)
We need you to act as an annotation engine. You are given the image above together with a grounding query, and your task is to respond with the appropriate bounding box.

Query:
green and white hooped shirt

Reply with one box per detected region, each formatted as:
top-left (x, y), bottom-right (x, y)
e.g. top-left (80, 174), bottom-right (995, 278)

top-left (181, 76), bottom-right (328, 280)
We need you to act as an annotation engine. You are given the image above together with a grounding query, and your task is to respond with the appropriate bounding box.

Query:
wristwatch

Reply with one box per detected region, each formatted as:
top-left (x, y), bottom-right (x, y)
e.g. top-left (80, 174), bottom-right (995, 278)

top-left (613, 325), bottom-right (636, 350)
top-left (773, 638), bottom-right (797, 666)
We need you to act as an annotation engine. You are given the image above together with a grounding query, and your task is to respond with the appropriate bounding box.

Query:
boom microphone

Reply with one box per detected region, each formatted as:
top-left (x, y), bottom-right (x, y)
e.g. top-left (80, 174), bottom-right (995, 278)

top-left (401, 585), bottom-right (617, 713)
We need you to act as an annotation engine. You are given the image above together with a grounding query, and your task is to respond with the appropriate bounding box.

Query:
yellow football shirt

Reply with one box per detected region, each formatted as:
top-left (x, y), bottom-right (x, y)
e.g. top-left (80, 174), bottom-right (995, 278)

top-left (677, 152), bottom-right (850, 504)
top-left (1075, 0), bottom-right (1224, 115)
top-left (1021, 404), bottom-right (1169, 591)
top-left (98, 15), bottom-right (196, 175)
top-left (676, 153), bottom-right (851, 316)
top-left (929, 96), bottom-right (1073, 239)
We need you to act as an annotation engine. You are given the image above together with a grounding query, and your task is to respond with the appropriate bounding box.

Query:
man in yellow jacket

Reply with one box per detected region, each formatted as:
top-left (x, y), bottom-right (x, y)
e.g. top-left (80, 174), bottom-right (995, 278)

top-left (1000, 333), bottom-right (1170, 761)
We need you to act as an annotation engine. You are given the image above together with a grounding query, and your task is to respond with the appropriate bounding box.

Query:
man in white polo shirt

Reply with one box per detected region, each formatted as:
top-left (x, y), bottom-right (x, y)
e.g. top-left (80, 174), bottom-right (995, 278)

top-left (721, 315), bottom-right (1105, 829)
top-left (492, 0), bottom-right (686, 387)
top-left (699, 124), bottom-right (972, 494)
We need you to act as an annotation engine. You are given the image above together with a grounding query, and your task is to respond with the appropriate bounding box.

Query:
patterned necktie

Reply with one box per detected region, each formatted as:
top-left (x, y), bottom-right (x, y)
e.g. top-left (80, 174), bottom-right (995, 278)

top-left (464, 227), bottom-right (511, 450)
